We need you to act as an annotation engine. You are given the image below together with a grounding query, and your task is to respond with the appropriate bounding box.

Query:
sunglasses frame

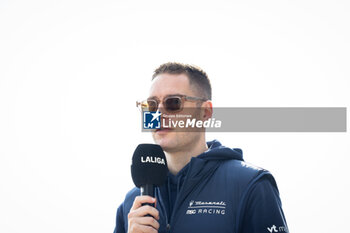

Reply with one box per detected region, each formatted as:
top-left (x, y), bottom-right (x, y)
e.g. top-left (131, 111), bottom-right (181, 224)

top-left (136, 94), bottom-right (208, 113)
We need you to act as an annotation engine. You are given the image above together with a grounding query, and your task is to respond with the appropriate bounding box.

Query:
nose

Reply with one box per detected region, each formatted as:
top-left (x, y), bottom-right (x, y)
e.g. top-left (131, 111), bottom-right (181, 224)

top-left (157, 101), bottom-right (165, 113)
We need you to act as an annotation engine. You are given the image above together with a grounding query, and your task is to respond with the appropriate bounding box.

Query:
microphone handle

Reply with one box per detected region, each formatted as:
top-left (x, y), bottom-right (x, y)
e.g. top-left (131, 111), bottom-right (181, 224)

top-left (140, 184), bottom-right (155, 207)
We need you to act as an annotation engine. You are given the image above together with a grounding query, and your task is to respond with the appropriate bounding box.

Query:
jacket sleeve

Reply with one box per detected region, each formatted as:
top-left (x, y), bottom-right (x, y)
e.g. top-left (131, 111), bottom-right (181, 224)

top-left (113, 203), bottom-right (126, 233)
top-left (239, 175), bottom-right (289, 233)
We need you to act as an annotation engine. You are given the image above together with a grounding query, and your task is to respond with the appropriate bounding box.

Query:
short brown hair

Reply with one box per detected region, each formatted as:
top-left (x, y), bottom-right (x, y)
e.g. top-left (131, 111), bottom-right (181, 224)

top-left (152, 62), bottom-right (212, 100)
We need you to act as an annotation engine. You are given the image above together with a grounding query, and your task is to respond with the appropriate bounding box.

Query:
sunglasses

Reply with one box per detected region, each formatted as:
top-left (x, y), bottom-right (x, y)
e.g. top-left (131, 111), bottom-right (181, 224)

top-left (136, 94), bottom-right (208, 113)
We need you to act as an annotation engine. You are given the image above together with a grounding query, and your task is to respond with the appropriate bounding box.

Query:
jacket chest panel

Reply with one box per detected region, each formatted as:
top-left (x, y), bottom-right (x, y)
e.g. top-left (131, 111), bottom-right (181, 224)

top-left (170, 199), bottom-right (234, 233)
top-left (168, 186), bottom-right (237, 233)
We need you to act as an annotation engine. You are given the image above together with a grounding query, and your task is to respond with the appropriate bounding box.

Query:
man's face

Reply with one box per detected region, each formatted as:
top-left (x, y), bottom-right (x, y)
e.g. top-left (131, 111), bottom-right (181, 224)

top-left (149, 73), bottom-right (204, 153)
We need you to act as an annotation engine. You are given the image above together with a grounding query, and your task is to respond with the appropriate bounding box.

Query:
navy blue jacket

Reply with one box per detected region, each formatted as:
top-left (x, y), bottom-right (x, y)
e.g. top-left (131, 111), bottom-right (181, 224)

top-left (114, 140), bottom-right (289, 233)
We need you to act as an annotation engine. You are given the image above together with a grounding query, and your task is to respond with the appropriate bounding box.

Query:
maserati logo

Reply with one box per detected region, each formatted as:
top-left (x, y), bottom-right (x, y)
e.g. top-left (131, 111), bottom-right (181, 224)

top-left (185, 200), bottom-right (226, 215)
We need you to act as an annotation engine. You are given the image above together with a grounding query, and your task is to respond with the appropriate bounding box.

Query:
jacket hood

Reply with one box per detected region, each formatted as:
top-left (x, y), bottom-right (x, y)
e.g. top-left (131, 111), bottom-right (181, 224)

top-left (198, 139), bottom-right (244, 161)
top-left (184, 139), bottom-right (244, 181)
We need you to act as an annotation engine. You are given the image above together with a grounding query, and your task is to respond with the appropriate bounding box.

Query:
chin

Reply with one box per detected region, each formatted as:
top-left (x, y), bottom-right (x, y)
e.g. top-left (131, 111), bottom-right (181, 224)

top-left (152, 133), bottom-right (176, 152)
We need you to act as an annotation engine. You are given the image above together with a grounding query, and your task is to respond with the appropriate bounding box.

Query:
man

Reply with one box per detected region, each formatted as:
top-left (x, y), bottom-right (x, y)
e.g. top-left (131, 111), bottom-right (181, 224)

top-left (114, 62), bottom-right (289, 233)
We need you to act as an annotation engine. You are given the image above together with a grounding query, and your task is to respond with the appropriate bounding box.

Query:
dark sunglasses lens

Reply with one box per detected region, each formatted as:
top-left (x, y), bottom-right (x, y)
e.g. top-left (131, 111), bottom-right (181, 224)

top-left (147, 100), bottom-right (158, 112)
top-left (165, 97), bottom-right (182, 112)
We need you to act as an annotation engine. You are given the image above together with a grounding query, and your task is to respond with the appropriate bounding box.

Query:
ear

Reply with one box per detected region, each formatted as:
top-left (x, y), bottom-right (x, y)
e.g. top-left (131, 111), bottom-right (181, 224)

top-left (201, 100), bottom-right (213, 121)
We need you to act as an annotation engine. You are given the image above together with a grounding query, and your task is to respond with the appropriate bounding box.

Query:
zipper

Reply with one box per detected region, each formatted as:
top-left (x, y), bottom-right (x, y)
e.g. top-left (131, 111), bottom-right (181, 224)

top-left (156, 187), bottom-right (170, 233)
top-left (167, 161), bottom-right (194, 232)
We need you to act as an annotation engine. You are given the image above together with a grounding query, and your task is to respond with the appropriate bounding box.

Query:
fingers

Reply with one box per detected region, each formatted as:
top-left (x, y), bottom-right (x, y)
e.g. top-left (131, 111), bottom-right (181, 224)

top-left (127, 195), bottom-right (160, 233)
top-left (129, 216), bottom-right (160, 230)
top-left (128, 203), bottom-right (160, 220)
top-left (128, 223), bottom-right (158, 233)
top-left (130, 196), bottom-right (156, 210)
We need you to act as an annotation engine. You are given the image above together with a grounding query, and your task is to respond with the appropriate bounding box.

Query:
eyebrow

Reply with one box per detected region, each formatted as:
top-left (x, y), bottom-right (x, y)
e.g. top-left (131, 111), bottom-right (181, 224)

top-left (147, 93), bottom-right (185, 99)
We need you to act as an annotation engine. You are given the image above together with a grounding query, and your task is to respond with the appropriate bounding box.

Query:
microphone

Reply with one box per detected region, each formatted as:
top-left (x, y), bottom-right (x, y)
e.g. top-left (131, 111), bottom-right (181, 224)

top-left (131, 144), bottom-right (168, 206)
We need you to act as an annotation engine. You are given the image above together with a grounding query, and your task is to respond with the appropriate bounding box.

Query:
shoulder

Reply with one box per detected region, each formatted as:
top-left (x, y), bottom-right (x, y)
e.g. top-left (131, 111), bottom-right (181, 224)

top-left (115, 187), bottom-right (139, 228)
top-left (125, 187), bottom-right (140, 199)
top-left (122, 187), bottom-right (140, 210)
top-left (216, 159), bottom-right (277, 190)
top-left (219, 159), bottom-right (271, 179)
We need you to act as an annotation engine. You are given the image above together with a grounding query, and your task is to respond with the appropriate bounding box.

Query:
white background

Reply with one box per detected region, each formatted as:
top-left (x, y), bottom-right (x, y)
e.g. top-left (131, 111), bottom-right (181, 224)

top-left (0, 0), bottom-right (349, 232)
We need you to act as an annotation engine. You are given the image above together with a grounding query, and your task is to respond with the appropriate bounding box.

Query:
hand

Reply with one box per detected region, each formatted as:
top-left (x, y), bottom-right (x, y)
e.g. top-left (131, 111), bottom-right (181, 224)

top-left (127, 196), bottom-right (160, 233)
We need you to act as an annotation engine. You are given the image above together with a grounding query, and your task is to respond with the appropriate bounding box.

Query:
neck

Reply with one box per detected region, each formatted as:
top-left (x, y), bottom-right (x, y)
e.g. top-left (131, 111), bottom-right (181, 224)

top-left (165, 137), bottom-right (208, 175)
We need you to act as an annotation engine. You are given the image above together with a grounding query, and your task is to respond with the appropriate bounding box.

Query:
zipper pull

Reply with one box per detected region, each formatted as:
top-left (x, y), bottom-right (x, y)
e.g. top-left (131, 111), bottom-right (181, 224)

top-left (166, 223), bottom-right (171, 232)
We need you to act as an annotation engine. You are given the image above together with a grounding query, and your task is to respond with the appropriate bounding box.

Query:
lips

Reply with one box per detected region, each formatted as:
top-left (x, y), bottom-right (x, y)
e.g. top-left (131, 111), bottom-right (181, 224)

top-left (154, 117), bottom-right (174, 133)
top-left (155, 128), bottom-right (173, 133)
